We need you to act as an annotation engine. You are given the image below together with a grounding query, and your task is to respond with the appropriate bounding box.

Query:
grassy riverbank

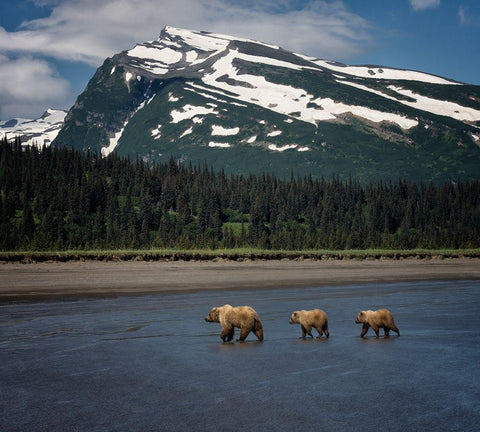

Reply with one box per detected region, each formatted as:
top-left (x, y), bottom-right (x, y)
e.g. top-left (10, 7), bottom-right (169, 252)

top-left (1, 248), bottom-right (480, 263)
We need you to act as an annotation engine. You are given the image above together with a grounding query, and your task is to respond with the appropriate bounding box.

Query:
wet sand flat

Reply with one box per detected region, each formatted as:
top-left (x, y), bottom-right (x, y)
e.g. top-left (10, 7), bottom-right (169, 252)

top-left (2, 279), bottom-right (480, 431)
top-left (1, 258), bottom-right (479, 300)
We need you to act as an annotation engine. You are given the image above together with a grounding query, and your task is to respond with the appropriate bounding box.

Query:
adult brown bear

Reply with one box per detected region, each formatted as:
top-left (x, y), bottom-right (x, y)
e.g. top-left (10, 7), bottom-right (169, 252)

top-left (289, 309), bottom-right (329, 339)
top-left (355, 309), bottom-right (400, 338)
top-left (205, 304), bottom-right (264, 342)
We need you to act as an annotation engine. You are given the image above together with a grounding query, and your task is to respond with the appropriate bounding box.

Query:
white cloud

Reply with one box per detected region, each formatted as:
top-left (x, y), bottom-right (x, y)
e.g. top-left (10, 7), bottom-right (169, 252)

top-left (0, 0), bottom-right (371, 65)
top-left (0, 0), bottom-right (372, 118)
top-left (409, 0), bottom-right (441, 11)
top-left (458, 6), bottom-right (469, 25)
top-left (0, 55), bottom-right (70, 119)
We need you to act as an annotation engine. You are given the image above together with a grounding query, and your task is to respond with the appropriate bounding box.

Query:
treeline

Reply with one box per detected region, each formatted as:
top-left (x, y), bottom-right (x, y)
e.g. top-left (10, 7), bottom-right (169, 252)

top-left (1, 138), bottom-right (479, 251)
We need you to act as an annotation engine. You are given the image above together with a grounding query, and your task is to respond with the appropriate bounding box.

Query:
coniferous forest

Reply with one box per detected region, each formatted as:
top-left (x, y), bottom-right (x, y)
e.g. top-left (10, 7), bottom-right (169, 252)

top-left (1, 137), bottom-right (479, 252)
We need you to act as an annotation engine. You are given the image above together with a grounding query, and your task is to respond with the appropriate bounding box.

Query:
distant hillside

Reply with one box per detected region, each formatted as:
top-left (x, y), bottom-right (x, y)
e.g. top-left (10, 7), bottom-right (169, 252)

top-left (0, 109), bottom-right (66, 148)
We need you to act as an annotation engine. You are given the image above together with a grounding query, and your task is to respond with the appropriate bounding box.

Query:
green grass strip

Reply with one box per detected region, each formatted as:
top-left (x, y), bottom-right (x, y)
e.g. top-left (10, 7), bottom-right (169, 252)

top-left (1, 248), bottom-right (479, 263)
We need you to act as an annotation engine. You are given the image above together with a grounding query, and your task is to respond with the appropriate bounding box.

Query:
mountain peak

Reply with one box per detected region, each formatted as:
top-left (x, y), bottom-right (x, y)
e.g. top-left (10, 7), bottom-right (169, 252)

top-left (49, 28), bottom-right (480, 182)
top-left (0, 109), bottom-right (67, 147)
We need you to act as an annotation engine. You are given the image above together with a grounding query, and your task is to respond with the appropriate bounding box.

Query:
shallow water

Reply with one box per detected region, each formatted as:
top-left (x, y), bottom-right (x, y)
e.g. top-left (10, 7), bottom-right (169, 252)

top-left (1, 280), bottom-right (480, 432)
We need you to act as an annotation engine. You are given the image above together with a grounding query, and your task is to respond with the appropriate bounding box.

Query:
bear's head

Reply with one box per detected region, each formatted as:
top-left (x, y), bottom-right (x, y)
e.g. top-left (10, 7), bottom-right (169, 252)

top-left (289, 311), bottom-right (301, 324)
top-left (205, 307), bottom-right (220, 322)
top-left (355, 311), bottom-right (368, 324)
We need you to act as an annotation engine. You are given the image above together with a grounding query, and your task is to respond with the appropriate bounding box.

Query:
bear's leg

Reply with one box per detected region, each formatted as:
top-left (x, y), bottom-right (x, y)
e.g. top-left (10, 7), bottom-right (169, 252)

top-left (226, 328), bottom-right (234, 342)
top-left (254, 320), bottom-right (264, 341)
top-left (360, 324), bottom-right (369, 338)
top-left (371, 325), bottom-right (380, 338)
top-left (384, 327), bottom-right (390, 338)
top-left (221, 324), bottom-right (234, 342)
top-left (300, 325), bottom-right (308, 339)
top-left (237, 326), bottom-right (251, 342)
top-left (305, 325), bottom-right (314, 338)
top-left (323, 325), bottom-right (330, 339)
top-left (392, 325), bottom-right (400, 336)
top-left (315, 326), bottom-right (323, 339)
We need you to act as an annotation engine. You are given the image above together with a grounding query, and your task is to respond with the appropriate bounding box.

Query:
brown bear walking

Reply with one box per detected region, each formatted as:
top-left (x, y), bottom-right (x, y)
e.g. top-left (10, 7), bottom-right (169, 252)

top-left (355, 309), bottom-right (400, 338)
top-left (205, 304), bottom-right (264, 342)
top-left (289, 309), bottom-right (329, 339)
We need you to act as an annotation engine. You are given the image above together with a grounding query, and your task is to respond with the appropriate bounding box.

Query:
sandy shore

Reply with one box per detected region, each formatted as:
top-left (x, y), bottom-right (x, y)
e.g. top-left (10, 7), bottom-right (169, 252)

top-left (1, 258), bottom-right (479, 301)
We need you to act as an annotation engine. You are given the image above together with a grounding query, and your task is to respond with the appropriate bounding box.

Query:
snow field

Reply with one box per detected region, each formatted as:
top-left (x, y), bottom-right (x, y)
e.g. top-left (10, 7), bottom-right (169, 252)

top-left (211, 125), bottom-right (240, 136)
top-left (208, 142), bottom-right (231, 148)
top-left (202, 48), bottom-right (418, 130)
top-left (341, 80), bottom-right (480, 124)
top-left (0, 109), bottom-right (67, 148)
top-left (267, 130), bottom-right (282, 137)
top-left (170, 104), bottom-right (219, 123)
top-left (151, 125), bottom-right (162, 140)
top-left (268, 144), bottom-right (298, 152)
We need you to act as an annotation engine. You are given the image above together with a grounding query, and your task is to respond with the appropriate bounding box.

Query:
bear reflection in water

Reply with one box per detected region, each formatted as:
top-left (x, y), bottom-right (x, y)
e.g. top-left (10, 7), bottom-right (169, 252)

top-left (205, 304), bottom-right (264, 342)
top-left (355, 308), bottom-right (400, 338)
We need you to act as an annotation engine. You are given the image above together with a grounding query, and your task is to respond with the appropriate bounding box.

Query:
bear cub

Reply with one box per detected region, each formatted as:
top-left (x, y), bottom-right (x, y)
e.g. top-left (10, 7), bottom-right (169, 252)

top-left (289, 309), bottom-right (329, 339)
top-left (205, 304), bottom-right (264, 342)
top-left (355, 308), bottom-right (400, 338)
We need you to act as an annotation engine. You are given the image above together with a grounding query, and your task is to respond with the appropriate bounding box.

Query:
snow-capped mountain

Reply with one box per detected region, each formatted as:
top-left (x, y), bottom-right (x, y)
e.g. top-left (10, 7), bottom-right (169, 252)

top-left (53, 26), bottom-right (480, 181)
top-left (1, 109), bottom-right (67, 147)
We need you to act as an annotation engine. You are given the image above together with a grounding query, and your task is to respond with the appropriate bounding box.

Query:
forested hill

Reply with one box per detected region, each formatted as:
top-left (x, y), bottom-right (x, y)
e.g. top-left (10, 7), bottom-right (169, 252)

top-left (1, 138), bottom-right (479, 252)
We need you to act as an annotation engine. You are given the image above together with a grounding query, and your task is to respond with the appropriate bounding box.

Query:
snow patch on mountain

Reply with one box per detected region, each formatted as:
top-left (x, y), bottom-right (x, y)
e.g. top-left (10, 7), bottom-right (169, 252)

top-left (235, 52), bottom-right (315, 72)
top-left (387, 86), bottom-right (480, 122)
top-left (211, 125), bottom-right (240, 136)
top-left (267, 130), bottom-right (282, 137)
top-left (165, 26), bottom-right (280, 52)
top-left (341, 80), bottom-right (480, 124)
top-left (128, 45), bottom-right (183, 65)
top-left (295, 55), bottom-right (461, 85)
top-left (103, 120), bottom-right (127, 157)
top-left (151, 125), bottom-right (162, 139)
top-left (170, 104), bottom-right (219, 123)
top-left (168, 92), bottom-right (180, 102)
top-left (102, 97), bottom-right (155, 156)
top-left (180, 127), bottom-right (193, 138)
top-left (197, 48), bottom-right (418, 130)
top-left (208, 142), bottom-right (231, 148)
top-left (185, 82), bottom-right (248, 107)
top-left (268, 144), bottom-right (297, 152)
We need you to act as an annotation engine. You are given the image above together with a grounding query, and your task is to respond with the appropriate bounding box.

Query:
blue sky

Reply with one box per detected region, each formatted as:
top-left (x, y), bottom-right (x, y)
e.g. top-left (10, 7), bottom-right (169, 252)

top-left (1, 0), bottom-right (479, 119)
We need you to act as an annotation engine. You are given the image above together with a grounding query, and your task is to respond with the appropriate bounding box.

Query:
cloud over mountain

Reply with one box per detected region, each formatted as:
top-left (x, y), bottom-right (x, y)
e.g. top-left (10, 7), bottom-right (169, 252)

top-left (409, 0), bottom-right (441, 11)
top-left (0, 54), bottom-right (69, 119)
top-left (0, 0), bottom-right (371, 64)
top-left (0, 0), bottom-right (373, 119)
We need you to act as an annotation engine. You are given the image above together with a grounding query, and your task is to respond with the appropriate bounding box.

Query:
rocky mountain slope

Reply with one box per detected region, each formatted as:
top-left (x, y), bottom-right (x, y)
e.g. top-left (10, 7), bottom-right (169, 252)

top-left (47, 27), bottom-right (480, 180)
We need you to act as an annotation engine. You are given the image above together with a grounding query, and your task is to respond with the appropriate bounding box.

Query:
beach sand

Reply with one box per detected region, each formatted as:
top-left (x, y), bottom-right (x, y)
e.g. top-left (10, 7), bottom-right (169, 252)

top-left (1, 258), bottom-right (479, 301)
